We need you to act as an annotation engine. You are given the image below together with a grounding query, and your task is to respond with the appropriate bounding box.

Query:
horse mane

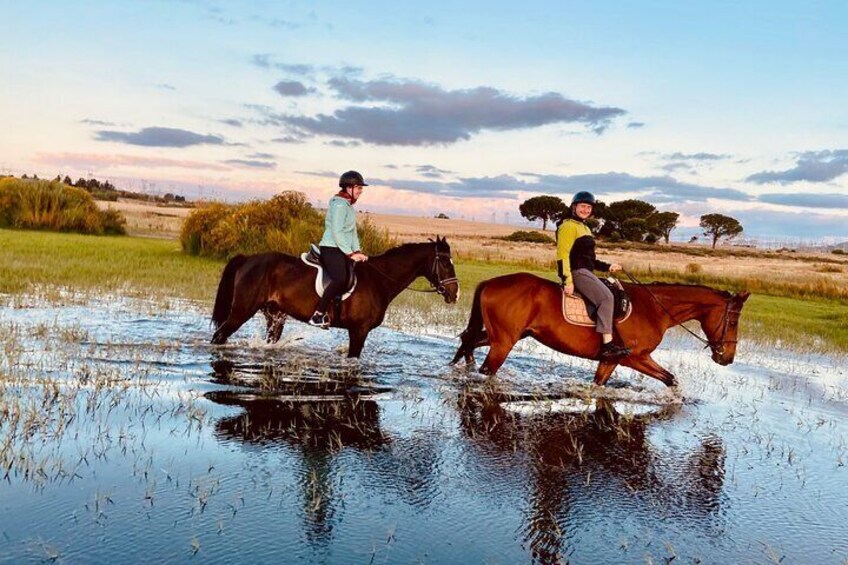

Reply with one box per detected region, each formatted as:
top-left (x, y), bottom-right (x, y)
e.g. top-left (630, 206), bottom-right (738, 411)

top-left (370, 239), bottom-right (449, 260)
top-left (640, 281), bottom-right (733, 299)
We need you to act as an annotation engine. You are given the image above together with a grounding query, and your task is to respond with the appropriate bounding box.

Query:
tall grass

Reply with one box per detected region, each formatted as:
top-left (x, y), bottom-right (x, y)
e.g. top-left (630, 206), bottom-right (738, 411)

top-left (629, 266), bottom-right (848, 302)
top-left (180, 191), bottom-right (396, 259)
top-left (0, 177), bottom-right (126, 235)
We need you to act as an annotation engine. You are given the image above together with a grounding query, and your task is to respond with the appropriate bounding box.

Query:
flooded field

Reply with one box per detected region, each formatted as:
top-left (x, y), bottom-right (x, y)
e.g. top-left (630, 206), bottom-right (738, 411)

top-left (1, 294), bottom-right (846, 563)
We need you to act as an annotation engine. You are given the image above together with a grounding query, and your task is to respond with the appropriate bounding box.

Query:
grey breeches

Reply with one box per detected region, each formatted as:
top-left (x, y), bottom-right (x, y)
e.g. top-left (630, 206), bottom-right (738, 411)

top-left (572, 268), bottom-right (613, 334)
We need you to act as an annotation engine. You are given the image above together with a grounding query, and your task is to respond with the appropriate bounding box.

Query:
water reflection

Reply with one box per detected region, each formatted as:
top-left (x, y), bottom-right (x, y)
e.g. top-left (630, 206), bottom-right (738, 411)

top-left (206, 354), bottom-right (392, 548)
top-left (457, 388), bottom-right (726, 564)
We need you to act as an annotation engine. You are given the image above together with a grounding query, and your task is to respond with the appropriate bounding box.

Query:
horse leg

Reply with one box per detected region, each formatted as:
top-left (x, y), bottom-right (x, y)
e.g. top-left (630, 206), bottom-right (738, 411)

top-left (347, 327), bottom-right (369, 358)
top-left (593, 361), bottom-right (619, 386)
top-left (263, 308), bottom-right (287, 344)
top-left (479, 333), bottom-right (517, 376)
top-left (211, 299), bottom-right (263, 345)
top-left (622, 354), bottom-right (678, 387)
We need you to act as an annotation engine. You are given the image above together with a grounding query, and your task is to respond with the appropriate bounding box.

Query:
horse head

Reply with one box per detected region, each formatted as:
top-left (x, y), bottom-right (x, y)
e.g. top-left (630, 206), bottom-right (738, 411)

top-left (425, 236), bottom-right (460, 304)
top-left (700, 290), bottom-right (750, 365)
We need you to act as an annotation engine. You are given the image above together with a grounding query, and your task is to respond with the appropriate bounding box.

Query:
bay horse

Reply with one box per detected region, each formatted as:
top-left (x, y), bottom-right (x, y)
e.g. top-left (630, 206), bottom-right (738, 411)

top-left (451, 273), bottom-right (749, 386)
top-left (211, 237), bottom-right (459, 356)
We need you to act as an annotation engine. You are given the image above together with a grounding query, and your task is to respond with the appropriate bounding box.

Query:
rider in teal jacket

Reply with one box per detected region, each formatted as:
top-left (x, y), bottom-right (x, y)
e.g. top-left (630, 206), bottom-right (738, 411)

top-left (309, 171), bottom-right (369, 328)
top-left (319, 193), bottom-right (361, 255)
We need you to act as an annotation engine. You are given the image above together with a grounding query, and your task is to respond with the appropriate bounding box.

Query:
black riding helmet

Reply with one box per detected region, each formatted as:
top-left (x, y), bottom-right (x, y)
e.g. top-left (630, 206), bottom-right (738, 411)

top-left (571, 191), bottom-right (596, 206)
top-left (339, 170), bottom-right (369, 189)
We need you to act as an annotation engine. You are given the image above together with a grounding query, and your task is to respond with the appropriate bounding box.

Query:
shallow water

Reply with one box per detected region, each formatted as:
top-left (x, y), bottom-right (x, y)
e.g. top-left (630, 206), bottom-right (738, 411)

top-left (0, 296), bottom-right (846, 563)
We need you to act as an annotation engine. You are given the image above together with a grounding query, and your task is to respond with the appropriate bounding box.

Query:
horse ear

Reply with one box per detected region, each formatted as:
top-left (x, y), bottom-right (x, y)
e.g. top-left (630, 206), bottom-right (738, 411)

top-left (737, 290), bottom-right (750, 302)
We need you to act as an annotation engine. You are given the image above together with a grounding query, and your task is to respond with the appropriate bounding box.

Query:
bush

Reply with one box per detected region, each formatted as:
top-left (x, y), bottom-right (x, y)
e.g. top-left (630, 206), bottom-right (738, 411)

top-left (684, 262), bottom-right (703, 274)
top-left (180, 191), bottom-right (397, 259)
top-left (498, 230), bottom-right (554, 244)
top-left (644, 233), bottom-right (658, 244)
top-left (0, 177), bottom-right (126, 235)
top-left (832, 249), bottom-right (846, 255)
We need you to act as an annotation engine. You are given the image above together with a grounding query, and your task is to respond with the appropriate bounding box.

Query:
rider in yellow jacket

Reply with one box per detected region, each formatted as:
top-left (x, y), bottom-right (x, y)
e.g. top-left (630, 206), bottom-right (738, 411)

top-left (556, 191), bottom-right (630, 361)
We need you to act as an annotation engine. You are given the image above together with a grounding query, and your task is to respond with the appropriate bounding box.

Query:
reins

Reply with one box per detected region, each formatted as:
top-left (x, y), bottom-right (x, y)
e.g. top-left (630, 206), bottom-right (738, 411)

top-left (621, 269), bottom-right (735, 352)
top-left (364, 247), bottom-right (458, 295)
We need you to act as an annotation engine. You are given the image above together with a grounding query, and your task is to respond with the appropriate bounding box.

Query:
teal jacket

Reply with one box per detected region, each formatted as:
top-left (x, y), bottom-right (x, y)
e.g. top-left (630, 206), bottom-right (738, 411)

top-left (319, 195), bottom-right (360, 255)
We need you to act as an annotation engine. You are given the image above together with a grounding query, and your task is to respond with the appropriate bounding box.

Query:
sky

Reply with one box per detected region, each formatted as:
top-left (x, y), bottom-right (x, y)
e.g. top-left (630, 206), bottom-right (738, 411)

top-left (1, 0), bottom-right (847, 241)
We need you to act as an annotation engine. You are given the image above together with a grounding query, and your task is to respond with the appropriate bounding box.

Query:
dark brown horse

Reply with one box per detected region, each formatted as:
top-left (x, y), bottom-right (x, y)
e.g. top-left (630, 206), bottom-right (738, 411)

top-left (451, 273), bottom-right (749, 386)
top-left (212, 237), bottom-right (459, 356)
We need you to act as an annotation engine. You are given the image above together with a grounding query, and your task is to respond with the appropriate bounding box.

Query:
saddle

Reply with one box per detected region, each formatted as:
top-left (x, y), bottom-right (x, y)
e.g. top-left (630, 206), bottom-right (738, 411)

top-left (300, 244), bottom-right (357, 300)
top-left (562, 277), bottom-right (632, 327)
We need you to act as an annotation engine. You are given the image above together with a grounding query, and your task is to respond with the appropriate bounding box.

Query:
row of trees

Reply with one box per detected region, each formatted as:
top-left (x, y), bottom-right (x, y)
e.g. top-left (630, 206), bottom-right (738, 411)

top-left (16, 173), bottom-right (188, 203)
top-left (518, 195), bottom-right (743, 248)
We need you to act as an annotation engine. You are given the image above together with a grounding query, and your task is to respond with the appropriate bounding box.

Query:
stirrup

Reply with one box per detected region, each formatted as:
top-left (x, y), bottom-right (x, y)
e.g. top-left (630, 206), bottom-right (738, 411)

top-left (308, 312), bottom-right (329, 329)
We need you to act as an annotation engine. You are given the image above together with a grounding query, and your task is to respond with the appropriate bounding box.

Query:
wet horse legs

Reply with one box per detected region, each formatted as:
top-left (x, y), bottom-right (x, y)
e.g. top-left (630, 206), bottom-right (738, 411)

top-left (621, 354), bottom-right (678, 387)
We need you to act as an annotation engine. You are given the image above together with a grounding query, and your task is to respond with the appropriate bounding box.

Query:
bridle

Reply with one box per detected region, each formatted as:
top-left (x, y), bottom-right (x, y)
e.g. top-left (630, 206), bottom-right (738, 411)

top-left (624, 270), bottom-right (740, 357)
top-left (707, 299), bottom-right (743, 357)
top-left (365, 244), bottom-right (458, 296)
top-left (428, 250), bottom-right (459, 297)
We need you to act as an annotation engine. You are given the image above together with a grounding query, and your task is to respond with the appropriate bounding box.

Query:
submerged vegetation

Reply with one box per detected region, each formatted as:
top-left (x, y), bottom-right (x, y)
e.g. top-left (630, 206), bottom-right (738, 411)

top-left (0, 177), bottom-right (126, 235)
top-left (2, 221), bottom-right (848, 351)
top-left (180, 191), bottom-right (396, 259)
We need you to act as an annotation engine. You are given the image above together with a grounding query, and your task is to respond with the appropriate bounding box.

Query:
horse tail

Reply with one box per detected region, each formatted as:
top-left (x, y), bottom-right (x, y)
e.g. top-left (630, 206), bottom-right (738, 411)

top-left (212, 254), bottom-right (247, 329)
top-left (451, 280), bottom-right (488, 365)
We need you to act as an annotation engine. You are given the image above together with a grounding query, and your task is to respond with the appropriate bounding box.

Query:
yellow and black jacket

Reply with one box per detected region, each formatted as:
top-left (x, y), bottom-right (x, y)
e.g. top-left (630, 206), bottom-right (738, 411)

top-left (555, 218), bottom-right (611, 284)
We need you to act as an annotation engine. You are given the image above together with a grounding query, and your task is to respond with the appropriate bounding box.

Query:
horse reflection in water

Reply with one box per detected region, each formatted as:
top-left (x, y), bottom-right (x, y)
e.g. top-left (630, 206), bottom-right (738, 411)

top-left (206, 356), bottom-right (441, 546)
top-left (457, 389), bottom-right (726, 564)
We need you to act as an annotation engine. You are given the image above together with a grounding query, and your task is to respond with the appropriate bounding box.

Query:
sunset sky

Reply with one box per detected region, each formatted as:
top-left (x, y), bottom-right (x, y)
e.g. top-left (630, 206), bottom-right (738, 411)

top-left (2, 1), bottom-right (846, 241)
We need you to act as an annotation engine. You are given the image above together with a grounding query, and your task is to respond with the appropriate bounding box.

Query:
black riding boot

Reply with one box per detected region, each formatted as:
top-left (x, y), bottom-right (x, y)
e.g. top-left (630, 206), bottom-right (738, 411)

top-left (599, 341), bottom-right (630, 361)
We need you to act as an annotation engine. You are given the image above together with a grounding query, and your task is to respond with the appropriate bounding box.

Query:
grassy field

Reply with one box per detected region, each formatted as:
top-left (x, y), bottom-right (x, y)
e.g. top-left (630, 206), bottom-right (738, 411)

top-left (2, 227), bottom-right (847, 352)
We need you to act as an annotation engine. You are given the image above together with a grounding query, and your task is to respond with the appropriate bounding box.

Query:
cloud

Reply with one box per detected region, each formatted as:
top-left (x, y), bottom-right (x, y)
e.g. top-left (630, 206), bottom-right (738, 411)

top-left (271, 135), bottom-right (307, 144)
top-left (248, 16), bottom-right (299, 30)
top-left (80, 118), bottom-right (116, 126)
top-left (248, 152), bottom-right (275, 159)
top-left (35, 152), bottom-right (230, 171)
top-left (157, 83), bottom-right (176, 91)
top-left (627, 121), bottom-right (645, 128)
top-left (366, 171), bottom-right (753, 204)
top-left (223, 159), bottom-right (276, 169)
top-left (273, 80), bottom-right (313, 97)
top-left (746, 149), bottom-right (848, 184)
top-left (250, 55), bottom-right (363, 78)
top-left (220, 118), bottom-right (243, 127)
top-left (662, 152), bottom-right (730, 161)
top-left (661, 162), bottom-right (694, 173)
top-left (324, 139), bottom-right (361, 147)
top-left (757, 192), bottom-right (848, 209)
top-left (522, 172), bottom-right (752, 202)
top-left (416, 164), bottom-right (455, 178)
top-left (296, 170), bottom-right (337, 179)
top-left (95, 127), bottom-right (225, 147)
top-left (721, 208), bottom-right (848, 239)
top-left (279, 77), bottom-right (626, 146)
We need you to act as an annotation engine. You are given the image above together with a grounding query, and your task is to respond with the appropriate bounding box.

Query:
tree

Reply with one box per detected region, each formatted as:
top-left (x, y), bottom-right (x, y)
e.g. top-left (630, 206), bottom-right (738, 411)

top-left (597, 199), bottom-right (657, 241)
top-left (648, 211), bottom-right (680, 244)
top-left (519, 195), bottom-right (567, 230)
top-left (620, 218), bottom-right (648, 242)
top-left (700, 213), bottom-right (743, 248)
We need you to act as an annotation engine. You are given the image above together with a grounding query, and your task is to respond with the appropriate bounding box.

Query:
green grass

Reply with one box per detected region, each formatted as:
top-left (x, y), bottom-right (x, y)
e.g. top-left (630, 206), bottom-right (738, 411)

top-left (2, 228), bottom-right (846, 352)
top-left (0, 228), bottom-right (222, 300)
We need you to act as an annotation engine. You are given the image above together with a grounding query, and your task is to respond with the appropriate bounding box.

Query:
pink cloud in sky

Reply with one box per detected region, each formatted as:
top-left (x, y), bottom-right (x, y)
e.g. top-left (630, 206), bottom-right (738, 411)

top-left (35, 152), bottom-right (231, 171)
